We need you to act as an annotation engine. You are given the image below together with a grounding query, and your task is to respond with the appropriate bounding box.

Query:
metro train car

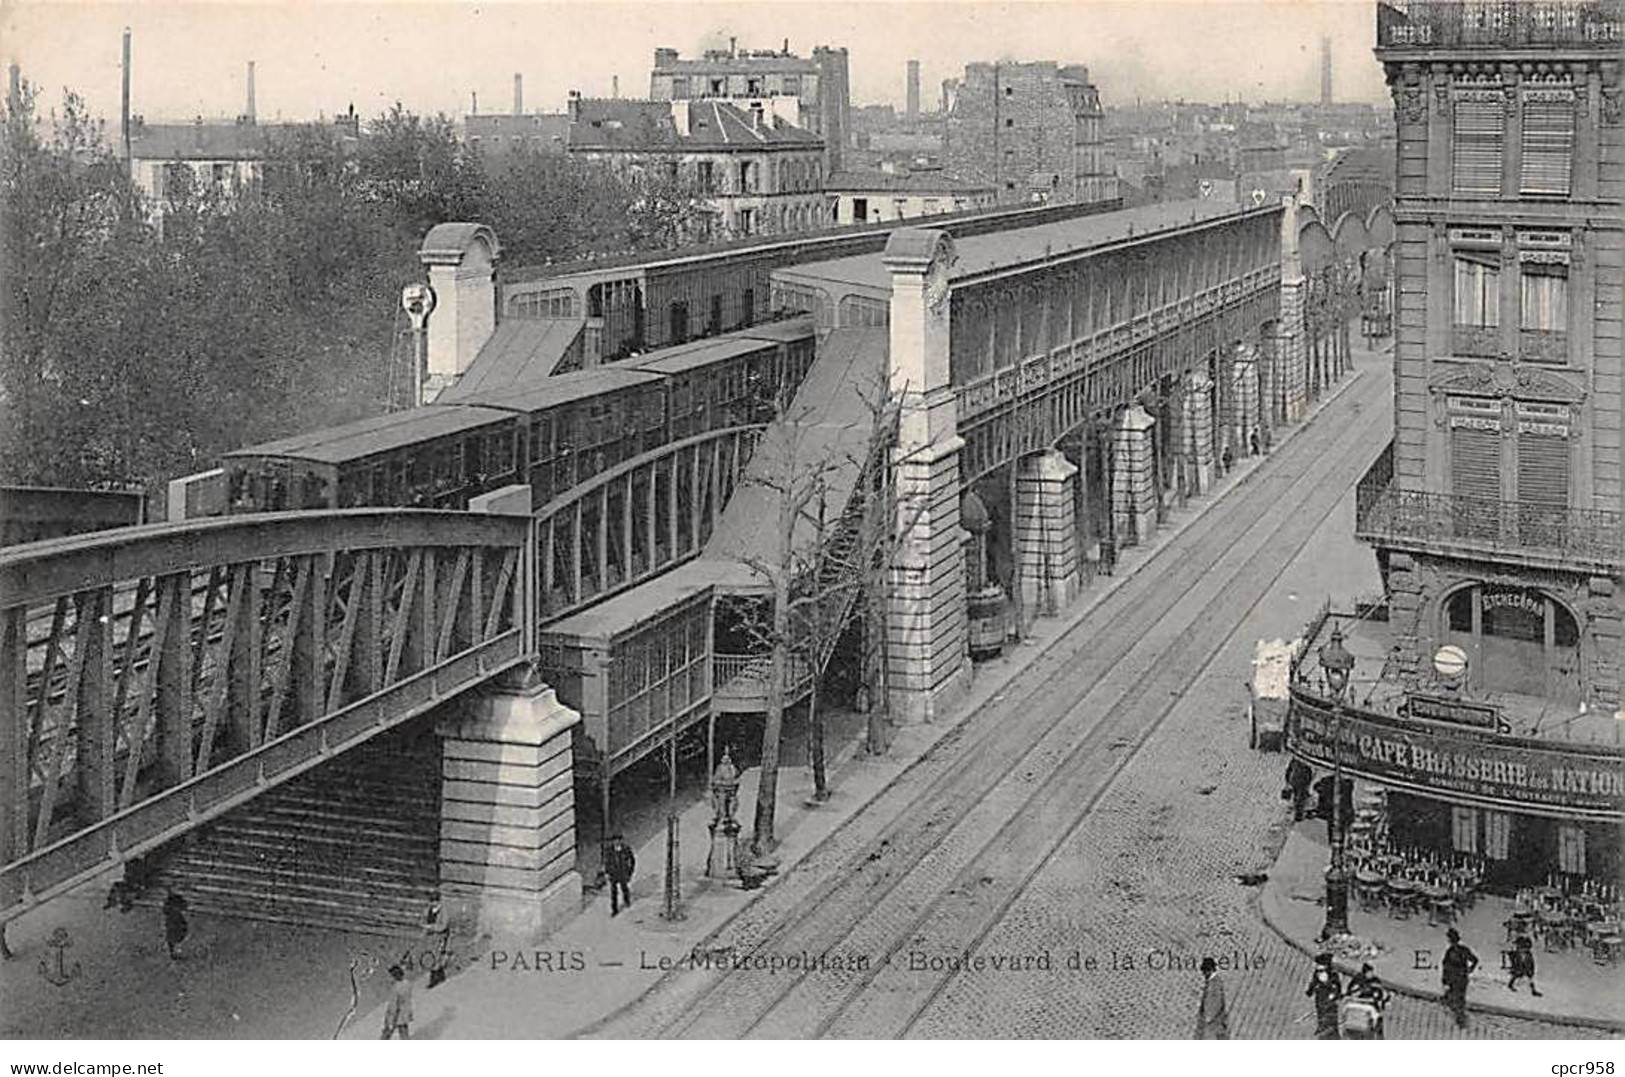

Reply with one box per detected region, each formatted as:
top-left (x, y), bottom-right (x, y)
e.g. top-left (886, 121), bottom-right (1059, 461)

top-left (222, 405), bottom-right (522, 513)
top-left (220, 316), bottom-right (819, 516)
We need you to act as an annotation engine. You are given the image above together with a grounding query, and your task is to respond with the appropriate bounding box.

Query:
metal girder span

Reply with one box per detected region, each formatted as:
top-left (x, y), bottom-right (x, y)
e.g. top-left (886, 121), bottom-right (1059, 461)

top-left (0, 509), bottom-right (531, 919)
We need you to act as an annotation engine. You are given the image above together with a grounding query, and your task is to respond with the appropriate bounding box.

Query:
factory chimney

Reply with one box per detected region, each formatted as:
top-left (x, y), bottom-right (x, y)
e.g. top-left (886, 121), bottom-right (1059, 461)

top-left (613, 74), bottom-right (620, 99)
top-left (1320, 36), bottom-right (1332, 105)
top-left (120, 28), bottom-right (132, 166)
top-left (246, 60), bottom-right (256, 123)
top-left (513, 72), bottom-right (523, 115)
top-left (906, 59), bottom-right (920, 118)
top-left (7, 62), bottom-right (18, 115)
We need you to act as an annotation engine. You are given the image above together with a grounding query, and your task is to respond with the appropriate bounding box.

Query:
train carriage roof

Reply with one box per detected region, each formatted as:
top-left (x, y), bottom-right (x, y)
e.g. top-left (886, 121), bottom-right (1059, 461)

top-left (224, 405), bottom-right (517, 466)
top-left (625, 335), bottom-right (776, 375)
top-left (733, 315), bottom-right (816, 344)
top-left (452, 366), bottom-right (664, 415)
top-left (623, 315), bottom-right (819, 376)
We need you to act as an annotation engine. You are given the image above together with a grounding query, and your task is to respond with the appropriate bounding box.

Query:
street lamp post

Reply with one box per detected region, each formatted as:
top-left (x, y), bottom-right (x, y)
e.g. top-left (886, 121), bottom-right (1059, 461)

top-left (1318, 622), bottom-right (1355, 940)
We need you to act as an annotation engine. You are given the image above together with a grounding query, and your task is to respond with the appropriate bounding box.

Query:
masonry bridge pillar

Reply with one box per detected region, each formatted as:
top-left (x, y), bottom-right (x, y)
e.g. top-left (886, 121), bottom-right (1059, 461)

top-left (436, 484), bottom-right (582, 942)
top-left (1112, 405), bottom-right (1158, 548)
top-left (1014, 449), bottom-right (1081, 615)
top-left (1231, 342), bottom-right (1262, 457)
top-left (1276, 196), bottom-right (1309, 423)
top-left (884, 228), bottom-right (971, 723)
top-left (1183, 370), bottom-right (1215, 495)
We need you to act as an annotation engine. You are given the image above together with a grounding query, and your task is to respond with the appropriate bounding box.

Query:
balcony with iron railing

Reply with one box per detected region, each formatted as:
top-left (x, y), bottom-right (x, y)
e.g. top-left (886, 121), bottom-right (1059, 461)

top-left (1377, 0), bottom-right (1624, 50)
top-left (1355, 443), bottom-right (1623, 572)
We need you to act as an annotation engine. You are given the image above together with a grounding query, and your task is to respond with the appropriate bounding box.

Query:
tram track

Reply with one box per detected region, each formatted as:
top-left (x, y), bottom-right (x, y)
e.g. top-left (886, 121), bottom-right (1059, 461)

top-left (590, 370), bottom-right (1389, 1040)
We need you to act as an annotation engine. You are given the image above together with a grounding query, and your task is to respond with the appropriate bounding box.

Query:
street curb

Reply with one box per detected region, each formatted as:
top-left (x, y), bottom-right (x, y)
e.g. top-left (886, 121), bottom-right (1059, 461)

top-left (572, 364), bottom-right (1373, 1038)
top-left (1254, 881), bottom-right (1625, 1034)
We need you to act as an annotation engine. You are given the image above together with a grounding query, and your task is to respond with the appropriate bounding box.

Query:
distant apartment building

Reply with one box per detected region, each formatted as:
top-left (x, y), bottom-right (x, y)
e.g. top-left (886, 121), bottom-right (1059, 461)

top-left (462, 73), bottom-right (571, 159)
top-left (462, 112), bottom-right (571, 160)
top-left (649, 41), bottom-right (851, 172)
top-left (942, 61), bottom-right (1116, 207)
top-left (565, 96), bottom-right (826, 241)
top-left (127, 111), bottom-right (360, 209)
top-left (825, 166), bottom-right (996, 224)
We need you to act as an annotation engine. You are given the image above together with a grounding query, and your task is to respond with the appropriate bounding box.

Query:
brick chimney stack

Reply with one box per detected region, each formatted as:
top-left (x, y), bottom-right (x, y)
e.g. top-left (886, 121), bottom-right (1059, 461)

top-left (246, 60), bottom-right (256, 123)
top-left (513, 72), bottom-right (523, 116)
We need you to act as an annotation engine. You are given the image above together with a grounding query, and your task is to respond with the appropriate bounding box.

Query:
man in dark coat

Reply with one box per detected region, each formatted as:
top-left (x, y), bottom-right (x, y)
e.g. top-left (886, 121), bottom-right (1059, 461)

top-left (1441, 927), bottom-right (1479, 1028)
top-left (1305, 951), bottom-right (1342, 1039)
top-left (1194, 956), bottom-right (1229, 1039)
top-left (604, 834), bottom-right (635, 917)
top-left (162, 891), bottom-right (189, 960)
top-left (1285, 758), bottom-right (1314, 821)
top-left (422, 901), bottom-right (450, 989)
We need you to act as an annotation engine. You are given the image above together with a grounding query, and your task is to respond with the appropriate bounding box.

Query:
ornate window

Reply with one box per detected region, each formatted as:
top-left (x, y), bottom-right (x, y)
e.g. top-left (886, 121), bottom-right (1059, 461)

top-left (1453, 252), bottom-right (1501, 357)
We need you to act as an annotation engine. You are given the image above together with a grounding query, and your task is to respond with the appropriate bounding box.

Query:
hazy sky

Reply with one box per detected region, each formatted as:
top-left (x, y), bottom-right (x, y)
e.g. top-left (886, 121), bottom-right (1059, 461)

top-left (3, 1), bottom-right (1392, 128)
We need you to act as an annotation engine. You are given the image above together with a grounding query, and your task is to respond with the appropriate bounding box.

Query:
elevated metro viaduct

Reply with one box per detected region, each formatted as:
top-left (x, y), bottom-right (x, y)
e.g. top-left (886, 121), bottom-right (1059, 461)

top-left (0, 193), bottom-right (1353, 944)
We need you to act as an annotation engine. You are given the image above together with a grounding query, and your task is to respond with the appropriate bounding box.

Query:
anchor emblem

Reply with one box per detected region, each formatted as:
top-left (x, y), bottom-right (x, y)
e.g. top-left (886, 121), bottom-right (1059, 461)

top-left (38, 927), bottom-right (81, 987)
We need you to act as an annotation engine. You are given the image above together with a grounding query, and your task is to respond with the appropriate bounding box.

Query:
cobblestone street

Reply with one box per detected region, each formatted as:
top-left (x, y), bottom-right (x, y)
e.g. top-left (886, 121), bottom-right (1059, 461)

top-left (596, 347), bottom-right (1614, 1041)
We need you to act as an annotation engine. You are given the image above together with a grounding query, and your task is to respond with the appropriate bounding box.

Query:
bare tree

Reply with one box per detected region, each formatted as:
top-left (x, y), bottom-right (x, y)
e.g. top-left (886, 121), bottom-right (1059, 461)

top-left (718, 357), bottom-right (945, 855)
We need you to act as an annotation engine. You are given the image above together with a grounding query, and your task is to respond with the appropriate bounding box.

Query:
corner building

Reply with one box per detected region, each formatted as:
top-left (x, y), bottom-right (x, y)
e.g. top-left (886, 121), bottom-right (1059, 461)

top-left (1289, 0), bottom-right (1625, 889)
top-left (1369, 0), bottom-right (1624, 706)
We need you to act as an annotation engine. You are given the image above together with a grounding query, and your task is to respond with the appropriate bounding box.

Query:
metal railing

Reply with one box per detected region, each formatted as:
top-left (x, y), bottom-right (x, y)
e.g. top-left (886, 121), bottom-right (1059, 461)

top-left (1377, 0), bottom-right (1624, 49)
top-left (1355, 453), bottom-right (1623, 571)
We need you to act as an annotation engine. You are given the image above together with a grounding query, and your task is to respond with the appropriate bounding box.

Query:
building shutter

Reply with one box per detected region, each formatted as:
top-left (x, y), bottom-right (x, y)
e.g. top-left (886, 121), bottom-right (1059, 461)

top-left (1450, 426), bottom-right (1501, 502)
top-left (1482, 810), bottom-right (1511, 860)
top-left (1516, 430), bottom-right (1570, 507)
top-left (1453, 97), bottom-right (1504, 196)
top-left (1558, 824), bottom-right (1586, 874)
top-left (1520, 94), bottom-right (1575, 196)
top-left (1451, 807), bottom-right (1479, 855)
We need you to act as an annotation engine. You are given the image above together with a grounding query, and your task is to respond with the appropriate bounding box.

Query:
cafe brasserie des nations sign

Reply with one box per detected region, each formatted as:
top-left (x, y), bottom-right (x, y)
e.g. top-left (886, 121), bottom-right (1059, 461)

top-left (1287, 698), bottom-right (1624, 821)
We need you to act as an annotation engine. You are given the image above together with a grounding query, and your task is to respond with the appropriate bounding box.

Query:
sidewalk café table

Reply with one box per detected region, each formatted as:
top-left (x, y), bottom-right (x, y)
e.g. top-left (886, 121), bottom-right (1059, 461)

top-left (1538, 908), bottom-right (1576, 951)
top-left (1356, 869), bottom-right (1386, 912)
top-left (1385, 877), bottom-right (1418, 919)
top-left (1424, 884), bottom-right (1456, 926)
top-left (1592, 930), bottom-right (1625, 967)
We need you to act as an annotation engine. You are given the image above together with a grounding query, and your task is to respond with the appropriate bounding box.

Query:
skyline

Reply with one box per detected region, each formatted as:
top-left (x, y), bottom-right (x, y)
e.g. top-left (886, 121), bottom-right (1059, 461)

top-left (3, 1), bottom-right (1391, 131)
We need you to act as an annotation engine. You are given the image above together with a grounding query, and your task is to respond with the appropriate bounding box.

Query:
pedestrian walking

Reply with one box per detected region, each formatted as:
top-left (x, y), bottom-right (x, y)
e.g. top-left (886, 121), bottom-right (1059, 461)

top-left (162, 891), bottom-right (189, 961)
top-left (380, 965), bottom-right (413, 1040)
top-left (1194, 956), bottom-right (1229, 1039)
top-left (422, 901), bottom-right (450, 989)
top-left (1305, 951), bottom-right (1342, 1039)
top-left (1284, 758), bottom-right (1314, 821)
top-left (1506, 934), bottom-right (1542, 997)
top-left (1441, 927), bottom-right (1479, 1028)
top-left (604, 833), bottom-right (635, 917)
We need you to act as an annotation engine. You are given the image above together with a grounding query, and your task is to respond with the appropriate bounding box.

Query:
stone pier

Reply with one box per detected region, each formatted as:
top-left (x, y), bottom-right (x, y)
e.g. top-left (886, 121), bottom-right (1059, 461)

top-left (1014, 449), bottom-right (1081, 614)
top-left (1277, 196), bottom-right (1309, 422)
top-left (884, 227), bottom-right (971, 723)
top-left (1232, 343), bottom-right (1261, 454)
top-left (1183, 371), bottom-right (1215, 494)
top-left (1112, 405), bottom-right (1158, 547)
top-left (437, 670), bottom-right (583, 941)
